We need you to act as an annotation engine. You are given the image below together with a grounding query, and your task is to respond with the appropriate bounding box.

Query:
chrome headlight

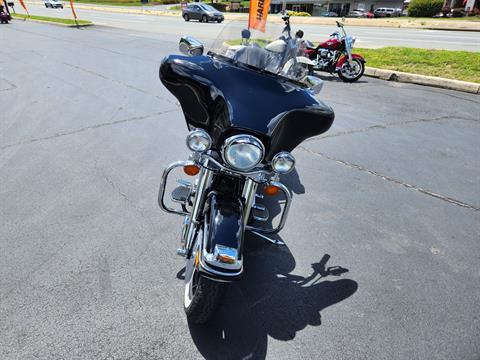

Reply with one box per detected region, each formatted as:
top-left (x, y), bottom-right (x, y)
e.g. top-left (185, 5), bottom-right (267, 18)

top-left (272, 151), bottom-right (295, 174)
top-left (222, 135), bottom-right (264, 171)
top-left (186, 129), bottom-right (212, 152)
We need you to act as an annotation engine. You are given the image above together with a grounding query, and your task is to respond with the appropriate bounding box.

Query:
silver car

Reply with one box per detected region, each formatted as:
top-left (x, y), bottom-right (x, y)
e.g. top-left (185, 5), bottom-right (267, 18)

top-left (182, 3), bottom-right (224, 23)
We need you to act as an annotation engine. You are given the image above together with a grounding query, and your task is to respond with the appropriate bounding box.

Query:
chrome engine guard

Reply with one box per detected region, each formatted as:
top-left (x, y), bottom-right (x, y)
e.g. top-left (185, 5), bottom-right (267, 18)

top-left (158, 157), bottom-right (292, 236)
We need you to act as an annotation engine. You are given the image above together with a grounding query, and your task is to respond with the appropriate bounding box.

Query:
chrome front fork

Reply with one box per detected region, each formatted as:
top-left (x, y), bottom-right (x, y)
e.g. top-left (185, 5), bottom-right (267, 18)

top-left (182, 164), bottom-right (213, 255)
top-left (242, 178), bottom-right (258, 223)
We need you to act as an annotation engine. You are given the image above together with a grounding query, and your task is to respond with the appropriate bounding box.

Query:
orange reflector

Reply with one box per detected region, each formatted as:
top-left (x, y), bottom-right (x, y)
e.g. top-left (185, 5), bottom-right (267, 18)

top-left (183, 164), bottom-right (200, 176)
top-left (194, 252), bottom-right (199, 268)
top-left (264, 184), bottom-right (280, 196)
top-left (217, 254), bottom-right (236, 264)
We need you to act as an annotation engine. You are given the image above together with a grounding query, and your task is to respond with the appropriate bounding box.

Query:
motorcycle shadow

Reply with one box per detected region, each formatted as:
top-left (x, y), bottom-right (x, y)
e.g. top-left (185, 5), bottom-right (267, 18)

top-left (188, 240), bottom-right (357, 360)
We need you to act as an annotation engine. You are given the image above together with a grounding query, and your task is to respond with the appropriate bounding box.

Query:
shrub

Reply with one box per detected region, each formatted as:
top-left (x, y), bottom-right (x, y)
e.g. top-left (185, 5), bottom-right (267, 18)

top-left (288, 11), bottom-right (311, 16)
top-left (408, 0), bottom-right (443, 17)
top-left (157, 0), bottom-right (183, 4)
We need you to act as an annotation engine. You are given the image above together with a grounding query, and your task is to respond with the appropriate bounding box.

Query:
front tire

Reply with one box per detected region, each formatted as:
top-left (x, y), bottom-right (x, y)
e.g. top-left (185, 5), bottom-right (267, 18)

top-left (202, 15), bottom-right (208, 23)
top-left (183, 13), bottom-right (189, 21)
top-left (337, 58), bottom-right (365, 82)
top-left (184, 228), bottom-right (226, 324)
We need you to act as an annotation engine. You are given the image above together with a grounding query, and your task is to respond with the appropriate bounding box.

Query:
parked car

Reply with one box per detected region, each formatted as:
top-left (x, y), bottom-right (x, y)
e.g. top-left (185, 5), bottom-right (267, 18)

top-left (374, 8), bottom-right (398, 17)
top-left (319, 10), bottom-right (339, 17)
top-left (44, 0), bottom-right (63, 8)
top-left (182, 3), bottom-right (224, 23)
top-left (346, 9), bottom-right (374, 18)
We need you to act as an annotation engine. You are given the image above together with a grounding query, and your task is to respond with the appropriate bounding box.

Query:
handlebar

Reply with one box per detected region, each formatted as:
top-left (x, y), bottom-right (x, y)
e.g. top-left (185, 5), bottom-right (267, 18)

top-left (336, 21), bottom-right (344, 28)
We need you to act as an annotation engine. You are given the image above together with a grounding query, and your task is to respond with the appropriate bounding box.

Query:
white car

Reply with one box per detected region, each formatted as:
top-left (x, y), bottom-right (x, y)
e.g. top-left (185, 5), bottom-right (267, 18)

top-left (44, 0), bottom-right (64, 9)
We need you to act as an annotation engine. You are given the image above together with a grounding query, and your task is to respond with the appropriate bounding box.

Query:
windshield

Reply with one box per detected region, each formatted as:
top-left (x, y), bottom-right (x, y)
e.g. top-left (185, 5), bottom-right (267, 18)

top-left (199, 4), bottom-right (216, 12)
top-left (209, 18), bottom-right (310, 81)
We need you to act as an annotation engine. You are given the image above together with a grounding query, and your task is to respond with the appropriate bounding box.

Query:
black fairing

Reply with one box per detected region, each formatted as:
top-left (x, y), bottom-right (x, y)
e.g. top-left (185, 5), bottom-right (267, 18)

top-left (160, 54), bottom-right (334, 159)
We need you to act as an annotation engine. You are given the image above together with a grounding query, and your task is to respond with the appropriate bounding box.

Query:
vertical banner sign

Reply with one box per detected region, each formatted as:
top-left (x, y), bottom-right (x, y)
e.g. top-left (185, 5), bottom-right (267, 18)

top-left (248, 0), bottom-right (271, 32)
top-left (18, 0), bottom-right (29, 16)
top-left (69, 0), bottom-right (79, 27)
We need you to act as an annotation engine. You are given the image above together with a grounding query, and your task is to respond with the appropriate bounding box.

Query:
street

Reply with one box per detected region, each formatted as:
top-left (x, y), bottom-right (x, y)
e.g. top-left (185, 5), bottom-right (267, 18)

top-left (13, 3), bottom-right (480, 51)
top-left (1, 20), bottom-right (480, 360)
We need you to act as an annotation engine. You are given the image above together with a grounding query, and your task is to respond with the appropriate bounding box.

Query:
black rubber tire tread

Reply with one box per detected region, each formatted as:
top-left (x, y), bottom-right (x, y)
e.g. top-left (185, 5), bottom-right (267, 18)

top-left (184, 14), bottom-right (189, 21)
top-left (337, 59), bottom-right (365, 83)
top-left (185, 275), bottom-right (226, 324)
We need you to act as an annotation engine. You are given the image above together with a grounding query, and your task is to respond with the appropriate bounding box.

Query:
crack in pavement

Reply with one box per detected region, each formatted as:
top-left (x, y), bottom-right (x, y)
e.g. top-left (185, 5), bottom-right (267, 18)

top-left (0, 77), bottom-right (17, 92)
top-left (0, 109), bottom-right (178, 151)
top-left (299, 146), bottom-right (480, 213)
top-left (62, 61), bottom-right (178, 107)
top-left (305, 115), bottom-right (478, 142)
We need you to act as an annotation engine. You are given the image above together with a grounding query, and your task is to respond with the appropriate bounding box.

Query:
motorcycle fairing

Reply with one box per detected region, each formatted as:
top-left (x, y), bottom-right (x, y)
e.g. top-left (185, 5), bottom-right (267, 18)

top-left (160, 54), bottom-right (334, 159)
top-left (335, 53), bottom-right (366, 71)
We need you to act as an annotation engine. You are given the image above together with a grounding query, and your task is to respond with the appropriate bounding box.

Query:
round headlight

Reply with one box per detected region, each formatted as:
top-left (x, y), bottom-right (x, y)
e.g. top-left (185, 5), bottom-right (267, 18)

top-left (222, 135), bottom-right (264, 171)
top-left (272, 152), bottom-right (295, 174)
top-left (186, 129), bottom-right (212, 152)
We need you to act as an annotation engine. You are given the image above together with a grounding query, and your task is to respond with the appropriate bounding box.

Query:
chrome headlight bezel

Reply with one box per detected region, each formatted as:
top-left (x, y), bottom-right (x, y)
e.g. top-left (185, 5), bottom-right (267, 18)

top-left (221, 134), bottom-right (265, 171)
top-left (186, 129), bottom-right (212, 153)
top-left (271, 151), bottom-right (295, 174)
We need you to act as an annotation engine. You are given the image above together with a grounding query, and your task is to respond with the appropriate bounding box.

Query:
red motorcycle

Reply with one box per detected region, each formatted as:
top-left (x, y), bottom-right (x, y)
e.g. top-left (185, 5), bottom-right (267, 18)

top-left (304, 22), bottom-right (365, 82)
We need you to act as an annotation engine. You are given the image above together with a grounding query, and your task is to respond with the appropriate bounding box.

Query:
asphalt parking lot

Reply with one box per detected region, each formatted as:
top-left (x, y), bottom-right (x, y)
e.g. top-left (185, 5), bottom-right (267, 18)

top-left (1, 22), bottom-right (479, 360)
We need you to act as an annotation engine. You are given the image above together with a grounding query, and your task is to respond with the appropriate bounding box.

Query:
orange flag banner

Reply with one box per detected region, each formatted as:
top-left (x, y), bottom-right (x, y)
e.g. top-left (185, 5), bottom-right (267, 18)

top-left (248, 0), bottom-right (271, 32)
top-left (69, 0), bottom-right (78, 19)
top-left (18, 0), bottom-right (29, 15)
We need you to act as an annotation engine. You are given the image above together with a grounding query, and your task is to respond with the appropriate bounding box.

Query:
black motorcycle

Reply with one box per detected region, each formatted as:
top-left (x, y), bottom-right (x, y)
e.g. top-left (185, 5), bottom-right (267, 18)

top-left (158, 29), bottom-right (335, 324)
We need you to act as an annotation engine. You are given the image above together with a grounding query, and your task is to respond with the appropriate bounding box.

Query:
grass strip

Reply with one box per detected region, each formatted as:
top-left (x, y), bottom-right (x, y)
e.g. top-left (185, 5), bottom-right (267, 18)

top-left (12, 13), bottom-right (92, 25)
top-left (356, 47), bottom-right (480, 83)
top-left (73, 0), bottom-right (250, 7)
top-left (73, 0), bottom-right (170, 6)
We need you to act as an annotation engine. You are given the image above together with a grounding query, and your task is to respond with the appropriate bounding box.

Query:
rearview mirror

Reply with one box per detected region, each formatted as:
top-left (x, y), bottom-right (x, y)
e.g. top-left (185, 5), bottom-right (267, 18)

top-left (179, 36), bottom-right (204, 57)
top-left (303, 76), bottom-right (324, 95)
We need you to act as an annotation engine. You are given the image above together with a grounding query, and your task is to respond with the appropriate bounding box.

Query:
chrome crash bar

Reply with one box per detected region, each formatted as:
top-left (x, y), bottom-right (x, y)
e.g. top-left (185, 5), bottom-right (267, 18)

top-left (158, 157), bottom-right (292, 235)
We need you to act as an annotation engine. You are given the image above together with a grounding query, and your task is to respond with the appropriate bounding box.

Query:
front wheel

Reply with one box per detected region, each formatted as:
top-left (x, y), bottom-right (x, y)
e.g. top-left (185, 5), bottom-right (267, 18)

top-left (337, 58), bottom-right (365, 82)
top-left (183, 13), bottom-right (189, 21)
top-left (202, 15), bottom-right (208, 23)
top-left (184, 228), bottom-right (226, 324)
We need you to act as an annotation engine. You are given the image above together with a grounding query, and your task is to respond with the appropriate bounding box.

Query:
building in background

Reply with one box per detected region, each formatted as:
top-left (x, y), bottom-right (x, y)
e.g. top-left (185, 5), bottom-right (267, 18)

top-left (270, 0), bottom-right (405, 15)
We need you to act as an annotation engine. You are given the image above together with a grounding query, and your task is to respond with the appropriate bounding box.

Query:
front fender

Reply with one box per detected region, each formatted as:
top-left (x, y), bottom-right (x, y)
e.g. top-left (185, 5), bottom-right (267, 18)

top-left (199, 193), bottom-right (244, 280)
top-left (335, 54), bottom-right (366, 71)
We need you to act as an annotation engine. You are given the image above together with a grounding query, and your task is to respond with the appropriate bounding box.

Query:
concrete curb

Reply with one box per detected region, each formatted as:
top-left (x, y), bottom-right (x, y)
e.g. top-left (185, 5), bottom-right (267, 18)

top-left (364, 67), bottom-right (480, 94)
top-left (426, 27), bottom-right (480, 32)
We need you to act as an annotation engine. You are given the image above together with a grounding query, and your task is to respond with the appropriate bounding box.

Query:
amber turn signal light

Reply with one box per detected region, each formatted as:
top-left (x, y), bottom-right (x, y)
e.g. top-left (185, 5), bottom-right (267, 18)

top-left (183, 164), bottom-right (200, 176)
top-left (263, 184), bottom-right (280, 196)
